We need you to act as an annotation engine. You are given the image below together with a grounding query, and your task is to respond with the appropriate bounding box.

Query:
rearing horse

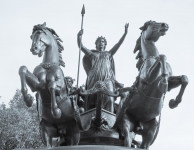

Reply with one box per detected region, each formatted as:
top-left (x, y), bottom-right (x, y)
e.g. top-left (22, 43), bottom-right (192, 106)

top-left (19, 23), bottom-right (84, 147)
top-left (113, 21), bottom-right (188, 149)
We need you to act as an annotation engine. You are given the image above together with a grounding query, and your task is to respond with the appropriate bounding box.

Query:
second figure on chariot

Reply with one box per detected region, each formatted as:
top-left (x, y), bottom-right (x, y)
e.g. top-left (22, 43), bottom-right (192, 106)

top-left (18, 18), bottom-right (188, 148)
top-left (77, 23), bottom-right (129, 113)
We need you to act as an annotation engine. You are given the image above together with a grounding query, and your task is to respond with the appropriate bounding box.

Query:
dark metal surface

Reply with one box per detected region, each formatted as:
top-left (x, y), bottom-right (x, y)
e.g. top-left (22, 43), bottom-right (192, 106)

top-left (19, 23), bottom-right (85, 147)
top-left (18, 17), bottom-right (188, 150)
top-left (113, 20), bottom-right (188, 149)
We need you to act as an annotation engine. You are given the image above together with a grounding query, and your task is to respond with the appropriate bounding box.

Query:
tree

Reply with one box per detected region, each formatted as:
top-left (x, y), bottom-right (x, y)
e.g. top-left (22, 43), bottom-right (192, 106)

top-left (0, 90), bottom-right (45, 149)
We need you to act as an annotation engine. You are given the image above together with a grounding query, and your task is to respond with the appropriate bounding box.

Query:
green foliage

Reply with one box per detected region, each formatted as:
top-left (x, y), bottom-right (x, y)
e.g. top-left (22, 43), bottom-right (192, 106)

top-left (0, 90), bottom-right (45, 149)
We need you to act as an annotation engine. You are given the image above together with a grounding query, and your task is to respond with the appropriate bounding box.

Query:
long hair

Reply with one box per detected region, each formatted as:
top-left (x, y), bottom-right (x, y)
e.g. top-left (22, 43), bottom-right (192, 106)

top-left (95, 36), bottom-right (107, 49)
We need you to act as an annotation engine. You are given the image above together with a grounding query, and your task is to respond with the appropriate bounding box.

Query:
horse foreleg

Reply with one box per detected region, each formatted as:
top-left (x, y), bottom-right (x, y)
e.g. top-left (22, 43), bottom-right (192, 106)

top-left (122, 115), bottom-right (135, 147)
top-left (168, 75), bottom-right (188, 109)
top-left (140, 119), bottom-right (158, 150)
top-left (40, 119), bottom-right (58, 147)
top-left (66, 123), bottom-right (80, 145)
top-left (48, 81), bottom-right (61, 119)
top-left (19, 66), bottom-right (40, 107)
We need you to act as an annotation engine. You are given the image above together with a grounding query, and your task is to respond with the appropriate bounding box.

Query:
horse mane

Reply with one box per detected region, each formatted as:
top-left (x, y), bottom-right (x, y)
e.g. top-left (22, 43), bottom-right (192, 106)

top-left (32, 23), bottom-right (65, 67)
top-left (133, 21), bottom-right (151, 70)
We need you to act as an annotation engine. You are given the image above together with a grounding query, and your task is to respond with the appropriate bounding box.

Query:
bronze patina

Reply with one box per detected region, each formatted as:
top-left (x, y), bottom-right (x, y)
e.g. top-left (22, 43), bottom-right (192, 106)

top-left (17, 8), bottom-right (188, 150)
top-left (112, 21), bottom-right (188, 149)
top-left (77, 24), bottom-right (128, 113)
top-left (19, 23), bottom-right (86, 147)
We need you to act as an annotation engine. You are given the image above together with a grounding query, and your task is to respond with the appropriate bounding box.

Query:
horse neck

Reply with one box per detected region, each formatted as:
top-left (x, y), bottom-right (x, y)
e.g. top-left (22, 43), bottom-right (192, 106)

top-left (137, 78), bottom-right (164, 99)
top-left (42, 40), bottom-right (59, 63)
top-left (141, 32), bottom-right (160, 60)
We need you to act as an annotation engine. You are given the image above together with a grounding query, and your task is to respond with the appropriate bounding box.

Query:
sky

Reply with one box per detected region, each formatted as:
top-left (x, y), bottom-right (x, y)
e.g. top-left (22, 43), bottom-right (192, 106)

top-left (0, 0), bottom-right (194, 149)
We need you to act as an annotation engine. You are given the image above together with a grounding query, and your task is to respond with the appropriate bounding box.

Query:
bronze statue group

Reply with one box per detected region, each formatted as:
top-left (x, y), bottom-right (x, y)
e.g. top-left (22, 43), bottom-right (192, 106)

top-left (18, 20), bottom-right (188, 149)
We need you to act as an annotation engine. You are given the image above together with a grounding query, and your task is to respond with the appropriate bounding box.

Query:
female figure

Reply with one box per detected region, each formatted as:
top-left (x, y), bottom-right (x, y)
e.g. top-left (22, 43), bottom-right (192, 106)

top-left (77, 23), bottom-right (129, 113)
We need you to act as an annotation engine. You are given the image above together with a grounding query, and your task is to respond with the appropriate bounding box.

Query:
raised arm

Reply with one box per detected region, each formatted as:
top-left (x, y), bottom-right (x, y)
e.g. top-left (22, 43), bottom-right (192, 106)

top-left (77, 30), bottom-right (92, 56)
top-left (109, 23), bottom-right (129, 56)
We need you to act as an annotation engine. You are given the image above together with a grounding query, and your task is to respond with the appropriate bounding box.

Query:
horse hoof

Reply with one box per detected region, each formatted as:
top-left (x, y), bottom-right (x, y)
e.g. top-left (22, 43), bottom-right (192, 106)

top-left (169, 99), bottom-right (178, 109)
top-left (52, 108), bottom-right (61, 119)
top-left (24, 94), bottom-right (33, 107)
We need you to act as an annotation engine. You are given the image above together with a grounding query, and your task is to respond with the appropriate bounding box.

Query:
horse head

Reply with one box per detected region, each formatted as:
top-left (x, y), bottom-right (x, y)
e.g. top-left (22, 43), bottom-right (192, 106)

top-left (134, 21), bottom-right (169, 70)
top-left (30, 22), bottom-right (50, 57)
top-left (140, 20), bottom-right (169, 40)
top-left (30, 22), bottom-right (65, 67)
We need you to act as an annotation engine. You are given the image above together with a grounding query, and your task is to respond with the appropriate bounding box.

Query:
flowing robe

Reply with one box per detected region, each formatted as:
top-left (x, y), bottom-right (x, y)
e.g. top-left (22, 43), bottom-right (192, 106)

top-left (83, 50), bottom-right (116, 111)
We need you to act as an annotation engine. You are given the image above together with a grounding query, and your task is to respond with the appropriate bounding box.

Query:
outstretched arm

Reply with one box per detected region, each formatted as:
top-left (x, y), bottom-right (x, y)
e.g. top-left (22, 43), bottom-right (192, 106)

top-left (77, 30), bottom-right (92, 56)
top-left (109, 23), bottom-right (129, 56)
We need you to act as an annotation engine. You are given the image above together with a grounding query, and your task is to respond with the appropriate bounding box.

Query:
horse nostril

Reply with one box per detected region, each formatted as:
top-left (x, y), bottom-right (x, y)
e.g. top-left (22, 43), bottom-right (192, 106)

top-left (34, 47), bottom-right (37, 50)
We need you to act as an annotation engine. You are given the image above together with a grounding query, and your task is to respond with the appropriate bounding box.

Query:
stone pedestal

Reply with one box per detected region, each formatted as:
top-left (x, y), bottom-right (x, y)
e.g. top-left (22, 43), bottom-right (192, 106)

top-left (15, 145), bottom-right (144, 150)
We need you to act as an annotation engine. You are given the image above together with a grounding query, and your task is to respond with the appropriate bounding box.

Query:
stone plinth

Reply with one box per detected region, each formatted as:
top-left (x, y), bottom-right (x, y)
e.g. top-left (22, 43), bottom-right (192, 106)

top-left (15, 145), bottom-right (144, 150)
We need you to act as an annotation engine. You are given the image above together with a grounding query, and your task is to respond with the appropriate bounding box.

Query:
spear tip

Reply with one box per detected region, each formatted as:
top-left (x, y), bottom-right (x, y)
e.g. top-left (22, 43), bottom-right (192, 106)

top-left (81, 4), bottom-right (85, 15)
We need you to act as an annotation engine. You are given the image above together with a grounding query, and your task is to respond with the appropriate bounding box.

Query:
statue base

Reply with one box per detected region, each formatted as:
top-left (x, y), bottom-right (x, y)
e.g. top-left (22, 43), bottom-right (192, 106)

top-left (15, 145), bottom-right (144, 150)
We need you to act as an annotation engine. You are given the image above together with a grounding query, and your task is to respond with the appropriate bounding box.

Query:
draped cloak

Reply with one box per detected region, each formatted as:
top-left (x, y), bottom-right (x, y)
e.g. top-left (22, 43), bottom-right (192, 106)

top-left (82, 50), bottom-right (116, 111)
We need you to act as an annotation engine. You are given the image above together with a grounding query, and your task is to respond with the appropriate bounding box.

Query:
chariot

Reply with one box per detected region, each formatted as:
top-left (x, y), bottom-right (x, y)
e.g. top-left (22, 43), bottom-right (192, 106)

top-left (18, 17), bottom-right (188, 149)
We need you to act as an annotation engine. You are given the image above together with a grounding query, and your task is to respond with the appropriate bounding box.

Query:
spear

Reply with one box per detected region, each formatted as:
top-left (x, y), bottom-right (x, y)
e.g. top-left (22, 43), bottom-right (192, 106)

top-left (77, 4), bottom-right (85, 88)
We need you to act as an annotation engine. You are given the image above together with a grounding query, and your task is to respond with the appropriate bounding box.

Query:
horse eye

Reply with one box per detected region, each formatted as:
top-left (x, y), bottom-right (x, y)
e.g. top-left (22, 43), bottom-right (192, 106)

top-left (37, 30), bottom-right (42, 34)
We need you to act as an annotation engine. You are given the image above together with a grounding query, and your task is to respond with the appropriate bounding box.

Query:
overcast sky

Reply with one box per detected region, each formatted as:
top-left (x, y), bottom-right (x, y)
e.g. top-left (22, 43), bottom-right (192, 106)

top-left (0, 0), bottom-right (194, 149)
